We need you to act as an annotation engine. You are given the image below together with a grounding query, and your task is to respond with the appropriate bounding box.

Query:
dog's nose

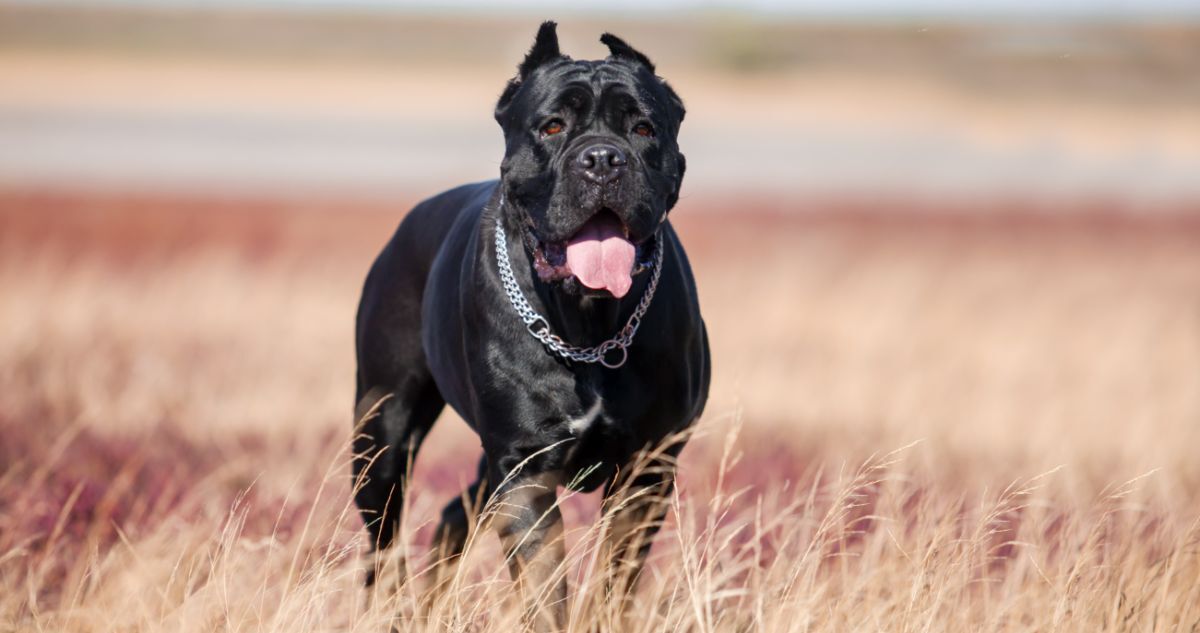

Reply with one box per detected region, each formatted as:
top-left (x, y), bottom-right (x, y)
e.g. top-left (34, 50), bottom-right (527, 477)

top-left (575, 144), bottom-right (627, 184)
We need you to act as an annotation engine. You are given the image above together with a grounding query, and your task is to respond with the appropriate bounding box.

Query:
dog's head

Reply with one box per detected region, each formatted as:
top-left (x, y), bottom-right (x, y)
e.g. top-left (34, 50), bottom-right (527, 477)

top-left (495, 21), bottom-right (686, 299)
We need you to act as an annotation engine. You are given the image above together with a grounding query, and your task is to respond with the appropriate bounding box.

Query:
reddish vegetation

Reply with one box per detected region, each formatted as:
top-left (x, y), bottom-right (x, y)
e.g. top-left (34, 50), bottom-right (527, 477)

top-left (5, 188), bottom-right (1198, 262)
top-left (3, 187), bottom-right (1199, 631)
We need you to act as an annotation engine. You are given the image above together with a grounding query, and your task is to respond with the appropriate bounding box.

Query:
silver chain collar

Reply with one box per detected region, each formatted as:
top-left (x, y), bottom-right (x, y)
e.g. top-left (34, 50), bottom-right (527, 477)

top-left (494, 213), bottom-right (663, 369)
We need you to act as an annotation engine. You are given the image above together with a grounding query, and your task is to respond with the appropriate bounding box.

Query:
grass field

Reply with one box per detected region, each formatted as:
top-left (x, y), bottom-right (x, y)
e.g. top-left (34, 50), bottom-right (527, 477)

top-left (2, 189), bottom-right (1199, 631)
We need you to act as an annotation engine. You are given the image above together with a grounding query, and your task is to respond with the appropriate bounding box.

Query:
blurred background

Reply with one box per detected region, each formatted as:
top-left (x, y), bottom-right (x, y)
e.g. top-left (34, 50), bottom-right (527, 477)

top-left (2, 2), bottom-right (1200, 624)
top-left (2, 1), bottom-right (1199, 200)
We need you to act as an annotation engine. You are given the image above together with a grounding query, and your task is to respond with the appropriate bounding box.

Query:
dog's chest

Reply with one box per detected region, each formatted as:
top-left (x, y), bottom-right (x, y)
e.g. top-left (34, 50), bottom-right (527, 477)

top-left (549, 368), bottom-right (675, 448)
top-left (556, 386), bottom-right (656, 456)
top-left (565, 397), bottom-right (606, 437)
top-left (557, 386), bottom-right (640, 440)
top-left (557, 394), bottom-right (631, 491)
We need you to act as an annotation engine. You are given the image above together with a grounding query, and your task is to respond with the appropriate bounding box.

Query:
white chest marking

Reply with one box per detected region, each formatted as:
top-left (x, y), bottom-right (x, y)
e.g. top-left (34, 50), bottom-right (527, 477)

top-left (567, 398), bottom-right (604, 435)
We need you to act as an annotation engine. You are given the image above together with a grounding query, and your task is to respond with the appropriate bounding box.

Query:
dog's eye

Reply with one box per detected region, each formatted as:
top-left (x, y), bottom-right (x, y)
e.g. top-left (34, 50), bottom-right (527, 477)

top-left (540, 120), bottom-right (565, 138)
top-left (633, 123), bottom-right (655, 138)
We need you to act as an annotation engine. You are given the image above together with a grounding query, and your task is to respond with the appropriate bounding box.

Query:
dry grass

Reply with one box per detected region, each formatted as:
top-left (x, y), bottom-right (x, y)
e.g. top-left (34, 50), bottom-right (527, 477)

top-left (2, 190), bottom-right (1200, 631)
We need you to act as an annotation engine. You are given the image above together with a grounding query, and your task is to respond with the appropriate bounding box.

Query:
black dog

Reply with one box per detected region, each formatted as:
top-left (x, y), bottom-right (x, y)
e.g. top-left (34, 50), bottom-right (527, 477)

top-left (353, 21), bottom-right (709, 625)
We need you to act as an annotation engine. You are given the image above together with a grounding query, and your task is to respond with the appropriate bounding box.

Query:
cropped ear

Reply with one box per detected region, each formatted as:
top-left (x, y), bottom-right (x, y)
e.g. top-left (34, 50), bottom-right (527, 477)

top-left (518, 21), bottom-right (562, 80)
top-left (496, 21), bottom-right (565, 121)
top-left (599, 32), bottom-right (655, 72)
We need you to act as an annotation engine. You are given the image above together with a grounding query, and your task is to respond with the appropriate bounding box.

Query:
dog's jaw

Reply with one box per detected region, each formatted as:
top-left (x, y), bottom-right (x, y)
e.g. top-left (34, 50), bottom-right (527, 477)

top-left (521, 218), bottom-right (659, 297)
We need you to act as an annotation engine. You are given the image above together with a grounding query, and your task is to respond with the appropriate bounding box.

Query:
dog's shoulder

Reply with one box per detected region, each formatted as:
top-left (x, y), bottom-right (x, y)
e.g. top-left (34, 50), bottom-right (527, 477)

top-left (398, 180), bottom-right (497, 243)
top-left (370, 180), bottom-right (495, 269)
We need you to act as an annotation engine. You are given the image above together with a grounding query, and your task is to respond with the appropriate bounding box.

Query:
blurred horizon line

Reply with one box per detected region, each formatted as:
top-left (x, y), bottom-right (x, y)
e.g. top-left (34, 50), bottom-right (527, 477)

top-left (3, 2), bottom-right (1197, 206)
top-left (4, 0), bottom-right (1200, 21)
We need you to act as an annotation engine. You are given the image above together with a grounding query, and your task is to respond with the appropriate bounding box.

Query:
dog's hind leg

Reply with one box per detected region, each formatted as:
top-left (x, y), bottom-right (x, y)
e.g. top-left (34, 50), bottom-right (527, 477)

top-left (352, 374), bottom-right (444, 589)
top-left (353, 208), bottom-right (454, 589)
top-left (424, 455), bottom-right (489, 607)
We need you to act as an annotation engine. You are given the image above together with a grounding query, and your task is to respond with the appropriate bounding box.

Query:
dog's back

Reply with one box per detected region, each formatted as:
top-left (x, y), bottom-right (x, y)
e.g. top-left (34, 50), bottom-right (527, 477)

top-left (355, 180), bottom-right (494, 404)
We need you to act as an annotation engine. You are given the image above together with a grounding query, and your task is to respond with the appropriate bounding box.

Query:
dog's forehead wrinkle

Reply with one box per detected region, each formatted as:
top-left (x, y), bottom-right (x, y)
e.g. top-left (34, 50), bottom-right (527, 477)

top-left (546, 58), bottom-right (638, 87)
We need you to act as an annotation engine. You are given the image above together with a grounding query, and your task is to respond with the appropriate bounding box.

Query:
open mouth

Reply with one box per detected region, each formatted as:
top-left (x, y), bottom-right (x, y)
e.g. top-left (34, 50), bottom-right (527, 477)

top-left (526, 209), bottom-right (656, 299)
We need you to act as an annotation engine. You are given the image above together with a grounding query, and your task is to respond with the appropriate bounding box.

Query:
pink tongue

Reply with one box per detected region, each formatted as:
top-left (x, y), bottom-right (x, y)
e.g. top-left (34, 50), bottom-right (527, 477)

top-left (565, 213), bottom-right (636, 298)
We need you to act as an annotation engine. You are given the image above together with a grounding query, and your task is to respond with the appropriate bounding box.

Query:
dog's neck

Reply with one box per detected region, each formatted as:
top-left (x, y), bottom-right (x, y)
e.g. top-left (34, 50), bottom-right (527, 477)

top-left (533, 278), bottom-right (645, 347)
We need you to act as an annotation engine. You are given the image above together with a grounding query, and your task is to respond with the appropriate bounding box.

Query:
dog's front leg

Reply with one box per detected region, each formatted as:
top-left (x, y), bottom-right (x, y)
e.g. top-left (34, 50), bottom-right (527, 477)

top-left (602, 463), bottom-right (676, 603)
top-left (492, 469), bottom-right (567, 631)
